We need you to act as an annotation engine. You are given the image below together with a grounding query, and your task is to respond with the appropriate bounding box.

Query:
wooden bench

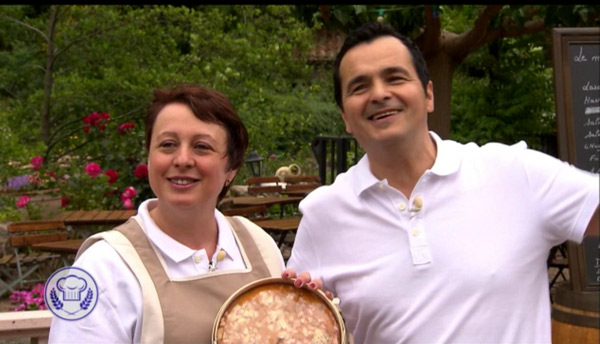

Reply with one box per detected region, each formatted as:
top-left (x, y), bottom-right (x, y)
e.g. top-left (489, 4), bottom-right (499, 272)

top-left (246, 177), bottom-right (283, 195)
top-left (1, 220), bottom-right (67, 297)
top-left (282, 175), bottom-right (321, 197)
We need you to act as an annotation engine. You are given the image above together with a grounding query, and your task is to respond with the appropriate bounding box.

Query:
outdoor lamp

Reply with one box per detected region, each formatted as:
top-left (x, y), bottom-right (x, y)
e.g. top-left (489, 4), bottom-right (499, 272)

top-left (245, 151), bottom-right (263, 177)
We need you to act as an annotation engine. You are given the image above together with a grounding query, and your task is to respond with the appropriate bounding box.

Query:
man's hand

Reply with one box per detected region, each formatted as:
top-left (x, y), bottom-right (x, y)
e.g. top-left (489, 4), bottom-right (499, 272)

top-left (282, 268), bottom-right (334, 300)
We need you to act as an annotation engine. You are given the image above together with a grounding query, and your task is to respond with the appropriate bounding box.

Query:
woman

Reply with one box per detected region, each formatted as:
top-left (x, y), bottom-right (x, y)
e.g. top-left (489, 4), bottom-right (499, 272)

top-left (48, 84), bottom-right (284, 343)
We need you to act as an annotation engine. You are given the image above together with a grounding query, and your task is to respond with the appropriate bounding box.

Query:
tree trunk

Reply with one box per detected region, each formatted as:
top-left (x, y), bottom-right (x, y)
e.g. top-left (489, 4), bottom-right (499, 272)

top-left (41, 5), bottom-right (57, 144)
top-left (425, 51), bottom-right (456, 139)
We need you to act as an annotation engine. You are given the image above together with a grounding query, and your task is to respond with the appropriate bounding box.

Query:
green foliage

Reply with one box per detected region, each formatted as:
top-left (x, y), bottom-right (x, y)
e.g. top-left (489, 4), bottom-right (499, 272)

top-left (0, 194), bottom-right (23, 222)
top-left (0, 4), bottom-right (342, 215)
top-left (451, 36), bottom-right (555, 150)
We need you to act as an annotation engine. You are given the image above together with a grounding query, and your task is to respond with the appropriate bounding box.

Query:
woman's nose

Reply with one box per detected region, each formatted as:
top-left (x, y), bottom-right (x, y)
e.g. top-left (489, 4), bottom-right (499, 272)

top-left (173, 147), bottom-right (194, 167)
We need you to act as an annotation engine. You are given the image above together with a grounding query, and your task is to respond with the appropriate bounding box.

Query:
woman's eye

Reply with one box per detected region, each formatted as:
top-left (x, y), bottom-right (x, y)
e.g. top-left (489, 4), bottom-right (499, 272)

top-left (194, 143), bottom-right (211, 151)
top-left (159, 141), bottom-right (176, 148)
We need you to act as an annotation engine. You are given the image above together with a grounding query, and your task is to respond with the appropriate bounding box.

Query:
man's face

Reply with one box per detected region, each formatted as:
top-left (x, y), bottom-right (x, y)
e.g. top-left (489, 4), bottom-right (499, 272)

top-left (338, 36), bottom-right (433, 151)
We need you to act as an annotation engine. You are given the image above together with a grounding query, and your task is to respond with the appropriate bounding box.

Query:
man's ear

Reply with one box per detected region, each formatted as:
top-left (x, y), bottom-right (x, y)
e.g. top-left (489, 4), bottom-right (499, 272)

top-left (338, 106), bottom-right (353, 134)
top-left (426, 80), bottom-right (434, 114)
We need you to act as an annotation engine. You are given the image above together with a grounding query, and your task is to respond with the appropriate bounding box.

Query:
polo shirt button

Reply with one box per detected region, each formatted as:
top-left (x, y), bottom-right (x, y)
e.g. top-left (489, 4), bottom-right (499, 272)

top-left (412, 229), bottom-right (420, 236)
top-left (379, 183), bottom-right (384, 190)
top-left (193, 255), bottom-right (202, 264)
top-left (398, 202), bottom-right (407, 211)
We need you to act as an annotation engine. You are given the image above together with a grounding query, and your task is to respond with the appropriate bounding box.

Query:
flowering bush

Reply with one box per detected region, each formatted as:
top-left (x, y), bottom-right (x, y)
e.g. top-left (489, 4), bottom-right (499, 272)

top-left (82, 111), bottom-right (110, 134)
top-left (9, 283), bottom-right (46, 311)
top-left (1, 111), bottom-right (154, 218)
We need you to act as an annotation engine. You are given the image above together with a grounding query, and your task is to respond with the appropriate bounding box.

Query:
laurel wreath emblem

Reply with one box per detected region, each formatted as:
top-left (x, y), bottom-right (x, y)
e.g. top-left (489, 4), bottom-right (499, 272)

top-left (80, 288), bottom-right (94, 310)
top-left (50, 288), bottom-right (63, 310)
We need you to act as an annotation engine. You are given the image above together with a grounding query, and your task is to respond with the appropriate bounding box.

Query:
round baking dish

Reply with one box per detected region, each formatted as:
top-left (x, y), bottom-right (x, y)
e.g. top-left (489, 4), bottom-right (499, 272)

top-left (212, 277), bottom-right (346, 344)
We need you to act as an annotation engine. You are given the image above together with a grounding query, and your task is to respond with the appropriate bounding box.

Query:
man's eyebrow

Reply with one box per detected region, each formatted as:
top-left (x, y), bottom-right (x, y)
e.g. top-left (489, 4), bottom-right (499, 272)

top-left (381, 66), bottom-right (410, 76)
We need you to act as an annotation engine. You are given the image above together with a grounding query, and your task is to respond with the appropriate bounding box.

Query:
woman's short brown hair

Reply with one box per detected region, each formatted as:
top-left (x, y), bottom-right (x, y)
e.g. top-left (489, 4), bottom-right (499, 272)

top-left (145, 84), bottom-right (248, 201)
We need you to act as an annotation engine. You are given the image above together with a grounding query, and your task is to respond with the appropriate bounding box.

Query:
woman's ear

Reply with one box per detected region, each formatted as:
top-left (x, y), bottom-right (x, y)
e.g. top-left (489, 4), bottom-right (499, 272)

top-left (226, 169), bottom-right (238, 186)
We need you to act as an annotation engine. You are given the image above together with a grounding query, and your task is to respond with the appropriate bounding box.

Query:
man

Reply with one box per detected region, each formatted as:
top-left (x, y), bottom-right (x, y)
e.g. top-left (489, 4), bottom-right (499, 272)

top-left (285, 22), bottom-right (599, 343)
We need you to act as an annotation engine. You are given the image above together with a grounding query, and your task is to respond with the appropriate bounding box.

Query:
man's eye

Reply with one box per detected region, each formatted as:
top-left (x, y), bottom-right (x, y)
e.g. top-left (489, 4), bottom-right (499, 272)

top-left (351, 85), bottom-right (366, 93)
top-left (389, 76), bottom-right (406, 83)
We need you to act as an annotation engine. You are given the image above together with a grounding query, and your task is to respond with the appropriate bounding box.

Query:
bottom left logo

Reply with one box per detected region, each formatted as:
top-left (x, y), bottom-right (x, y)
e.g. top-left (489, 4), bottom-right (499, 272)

top-left (44, 266), bottom-right (99, 320)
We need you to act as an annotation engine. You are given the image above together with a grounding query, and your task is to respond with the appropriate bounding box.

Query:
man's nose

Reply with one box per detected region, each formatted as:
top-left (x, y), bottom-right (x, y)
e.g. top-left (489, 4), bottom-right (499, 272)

top-left (370, 80), bottom-right (391, 103)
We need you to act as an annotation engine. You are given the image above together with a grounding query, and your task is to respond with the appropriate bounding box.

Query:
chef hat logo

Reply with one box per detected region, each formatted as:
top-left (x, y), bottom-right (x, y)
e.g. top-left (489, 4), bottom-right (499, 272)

top-left (56, 275), bottom-right (88, 301)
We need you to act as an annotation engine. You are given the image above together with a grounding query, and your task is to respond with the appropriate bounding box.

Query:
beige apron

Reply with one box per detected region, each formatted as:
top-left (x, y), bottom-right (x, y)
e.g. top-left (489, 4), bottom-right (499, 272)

top-left (77, 216), bottom-right (272, 343)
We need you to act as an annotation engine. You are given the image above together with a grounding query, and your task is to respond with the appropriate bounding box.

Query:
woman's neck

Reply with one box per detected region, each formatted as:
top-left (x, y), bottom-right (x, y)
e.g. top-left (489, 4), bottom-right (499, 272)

top-left (149, 201), bottom-right (219, 255)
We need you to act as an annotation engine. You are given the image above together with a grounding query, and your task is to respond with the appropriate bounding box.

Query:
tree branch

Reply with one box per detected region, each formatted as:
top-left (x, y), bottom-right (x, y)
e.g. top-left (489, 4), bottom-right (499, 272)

top-left (51, 140), bottom-right (92, 163)
top-left (449, 5), bottom-right (504, 56)
top-left (54, 20), bottom-right (131, 61)
top-left (483, 18), bottom-right (546, 44)
top-left (0, 15), bottom-right (49, 43)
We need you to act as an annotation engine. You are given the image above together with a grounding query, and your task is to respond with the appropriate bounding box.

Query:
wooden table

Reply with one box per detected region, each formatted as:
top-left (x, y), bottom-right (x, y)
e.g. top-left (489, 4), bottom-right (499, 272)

top-left (220, 196), bottom-right (302, 218)
top-left (222, 196), bottom-right (302, 207)
top-left (31, 239), bottom-right (84, 255)
top-left (53, 209), bottom-right (136, 226)
top-left (280, 190), bottom-right (311, 197)
top-left (31, 239), bottom-right (85, 266)
top-left (36, 209), bottom-right (136, 265)
top-left (253, 217), bottom-right (301, 248)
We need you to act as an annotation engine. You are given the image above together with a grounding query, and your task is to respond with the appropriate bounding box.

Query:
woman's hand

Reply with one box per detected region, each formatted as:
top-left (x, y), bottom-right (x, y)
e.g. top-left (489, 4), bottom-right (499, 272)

top-left (282, 268), bottom-right (334, 300)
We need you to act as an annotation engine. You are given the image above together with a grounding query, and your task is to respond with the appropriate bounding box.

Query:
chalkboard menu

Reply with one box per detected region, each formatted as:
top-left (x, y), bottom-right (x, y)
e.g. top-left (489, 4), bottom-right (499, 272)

top-left (552, 27), bottom-right (600, 292)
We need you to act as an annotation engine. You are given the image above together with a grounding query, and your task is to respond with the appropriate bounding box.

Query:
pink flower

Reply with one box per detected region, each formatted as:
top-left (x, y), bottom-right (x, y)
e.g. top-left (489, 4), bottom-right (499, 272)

top-left (118, 122), bottom-right (136, 135)
top-left (122, 197), bottom-right (134, 209)
top-left (32, 283), bottom-right (44, 294)
top-left (16, 195), bottom-right (30, 209)
top-left (31, 156), bottom-right (44, 170)
top-left (61, 195), bottom-right (70, 207)
top-left (104, 169), bottom-right (119, 184)
top-left (134, 164), bottom-right (148, 178)
top-left (121, 186), bottom-right (137, 199)
top-left (85, 162), bottom-right (102, 178)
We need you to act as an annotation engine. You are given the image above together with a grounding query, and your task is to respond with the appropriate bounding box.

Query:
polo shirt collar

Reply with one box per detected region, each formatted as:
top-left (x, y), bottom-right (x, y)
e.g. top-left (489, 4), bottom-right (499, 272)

top-left (353, 131), bottom-right (461, 197)
top-left (353, 155), bottom-right (386, 197)
top-left (428, 131), bottom-right (461, 176)
top-left (137, 199), bottom-right (237, 263)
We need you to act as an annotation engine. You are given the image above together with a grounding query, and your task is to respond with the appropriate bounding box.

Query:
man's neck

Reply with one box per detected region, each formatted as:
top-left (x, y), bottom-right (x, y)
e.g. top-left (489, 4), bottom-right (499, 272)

top-left (367, 132), bottom-right (437, 198)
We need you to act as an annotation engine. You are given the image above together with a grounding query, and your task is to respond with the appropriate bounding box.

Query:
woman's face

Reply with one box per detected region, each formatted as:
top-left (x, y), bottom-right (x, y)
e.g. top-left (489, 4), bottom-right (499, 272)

top-left (148, 102), bottom-right (235, 211)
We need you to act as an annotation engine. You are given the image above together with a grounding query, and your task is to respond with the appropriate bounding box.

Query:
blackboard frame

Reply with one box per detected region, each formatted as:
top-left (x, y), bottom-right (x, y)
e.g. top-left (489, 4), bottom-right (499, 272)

top-left (552, 27), bottom-right (600, 292)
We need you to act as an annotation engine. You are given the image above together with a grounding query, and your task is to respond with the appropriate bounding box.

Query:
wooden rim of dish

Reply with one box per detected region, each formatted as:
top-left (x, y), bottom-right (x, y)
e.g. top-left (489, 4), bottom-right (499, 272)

top-left (211, 276), bottom-right (347, 344)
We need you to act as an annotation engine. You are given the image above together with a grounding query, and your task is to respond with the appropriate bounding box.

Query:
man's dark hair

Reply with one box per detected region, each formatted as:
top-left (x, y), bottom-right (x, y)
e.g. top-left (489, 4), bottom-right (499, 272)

top-left (333, 22), bottom-right (430, 110)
